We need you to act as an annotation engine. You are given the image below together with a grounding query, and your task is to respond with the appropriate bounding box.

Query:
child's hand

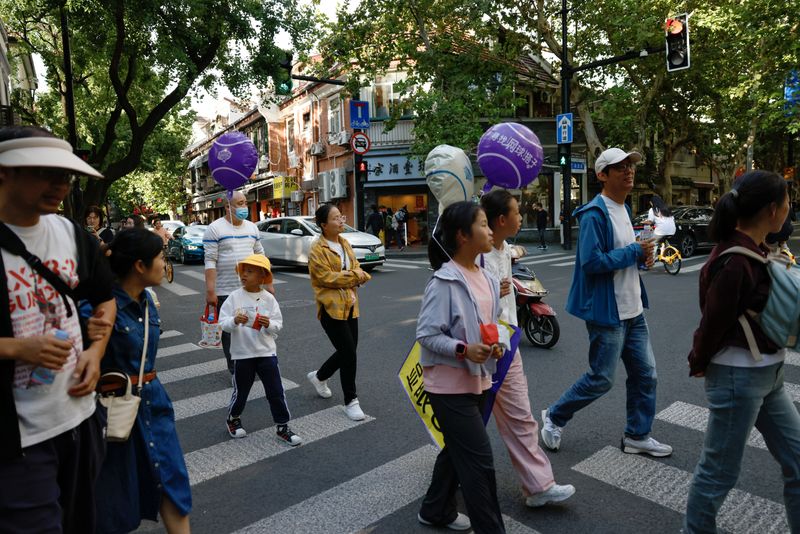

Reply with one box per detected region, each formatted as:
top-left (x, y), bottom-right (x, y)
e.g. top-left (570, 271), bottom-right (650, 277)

top-left (499, 279), bottom-right (512, 298)
top-left (234, 312), bottom-right (248, 325)
top-left (464, 343), bottom-right (492, 364)
top-left (257, 315), bottom-right (270, 328)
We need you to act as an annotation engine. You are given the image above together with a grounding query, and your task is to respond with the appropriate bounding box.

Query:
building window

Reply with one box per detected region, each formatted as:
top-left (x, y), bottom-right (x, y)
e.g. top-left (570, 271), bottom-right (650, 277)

top-left (328, 96), bottom-right (342, 133)
top-left (302, 111), bottom-right (311, 132)
top-left (361, 75), bottom-right (414, 120)
top-left (287, 117), bottom-right (295, 154)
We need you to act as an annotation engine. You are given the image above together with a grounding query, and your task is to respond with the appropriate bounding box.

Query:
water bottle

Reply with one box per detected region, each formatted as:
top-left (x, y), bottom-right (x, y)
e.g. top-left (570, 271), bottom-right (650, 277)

top-left (640, 223), bottom-right (653, 242)
top-left (29, 329), bottom-right (70, 386)
top-left (207, 305), bottom-right (215, 322)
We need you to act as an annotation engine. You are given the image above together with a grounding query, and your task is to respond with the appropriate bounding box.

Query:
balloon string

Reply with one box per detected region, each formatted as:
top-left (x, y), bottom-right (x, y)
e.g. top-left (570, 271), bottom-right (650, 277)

top-left (430, 214), bottom-right (454, 265)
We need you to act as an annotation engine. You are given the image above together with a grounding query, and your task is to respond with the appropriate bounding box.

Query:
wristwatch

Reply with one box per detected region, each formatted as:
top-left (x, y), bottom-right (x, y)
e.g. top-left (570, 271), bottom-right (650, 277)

top-left (455, 343), bottom-right (467, 360)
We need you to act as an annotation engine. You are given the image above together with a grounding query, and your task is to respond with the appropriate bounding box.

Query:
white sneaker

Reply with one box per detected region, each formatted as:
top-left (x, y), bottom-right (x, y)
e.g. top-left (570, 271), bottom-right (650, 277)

top-left (540, 409), bottom-right (563, 451)
top-left (417, 512), bottom-right (471, 531)
top-left (307, 371), bottom-right (332, 398)
top-left (344, 399), bottom-right (366, 421)
top-left (621, 436), bottom-right (673, 457)
top-left (525, 483), bottom-right (576, 507)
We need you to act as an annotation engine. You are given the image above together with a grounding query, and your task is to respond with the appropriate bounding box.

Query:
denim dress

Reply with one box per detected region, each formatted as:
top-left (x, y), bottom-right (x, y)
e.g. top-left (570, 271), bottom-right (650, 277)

top-left (95, 287), bottom-right (191, 533)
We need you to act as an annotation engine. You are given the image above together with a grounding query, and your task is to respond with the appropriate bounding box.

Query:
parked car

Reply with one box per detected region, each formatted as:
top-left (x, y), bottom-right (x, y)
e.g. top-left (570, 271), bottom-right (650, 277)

top-left (257, 216), bottom-right (385, 271)
top-left (167, 224), bottom-right (207, 263)
top-left (632, 206), bottom-right (713, 258)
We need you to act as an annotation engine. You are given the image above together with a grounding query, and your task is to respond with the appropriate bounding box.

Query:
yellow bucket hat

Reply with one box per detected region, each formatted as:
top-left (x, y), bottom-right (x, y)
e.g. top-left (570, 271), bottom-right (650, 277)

top-left (236, 254), bottom-right (273, 284)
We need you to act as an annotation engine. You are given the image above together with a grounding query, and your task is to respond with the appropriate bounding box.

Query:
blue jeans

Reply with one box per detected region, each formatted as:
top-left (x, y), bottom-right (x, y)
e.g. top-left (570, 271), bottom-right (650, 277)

top-left (684, 362), bottom-right (800, 534)
top-left (548, 314), bottom-right (657, 439)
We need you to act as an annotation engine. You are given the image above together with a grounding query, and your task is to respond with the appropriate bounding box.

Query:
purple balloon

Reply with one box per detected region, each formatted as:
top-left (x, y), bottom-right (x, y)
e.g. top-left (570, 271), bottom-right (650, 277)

top-left (477, 123), bottom-right (544, 192)
top-left (209, 131), bottom-right (259, 190)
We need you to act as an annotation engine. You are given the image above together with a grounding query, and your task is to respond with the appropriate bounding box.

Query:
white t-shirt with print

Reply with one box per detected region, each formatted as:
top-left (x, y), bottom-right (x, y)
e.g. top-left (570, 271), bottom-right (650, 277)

top-left (218, 288), bottom-right (282, 360)
top-left (203, 217), bottom-right (265, 296)
top-left (479, 241), bottom-right (516, 326)
top-left (3, 214), bottom-right (94, 448)
top-left (601, 196), bottom-right (643, 320)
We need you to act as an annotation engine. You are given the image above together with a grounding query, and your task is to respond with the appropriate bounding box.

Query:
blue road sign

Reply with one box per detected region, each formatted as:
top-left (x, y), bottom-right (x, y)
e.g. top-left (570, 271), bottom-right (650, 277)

top-left (350, 100), bottom-right (370, 130)
top-left (571, 158), bottom-right (586, 171)
top-left (556, 113), bottom-right (573, 145)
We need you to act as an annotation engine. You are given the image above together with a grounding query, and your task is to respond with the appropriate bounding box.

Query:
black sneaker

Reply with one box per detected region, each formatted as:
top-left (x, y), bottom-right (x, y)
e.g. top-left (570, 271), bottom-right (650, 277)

top-left (276, 424), bottom-right (302, 446)
top-left (227, 417), bottom-right (246, 438)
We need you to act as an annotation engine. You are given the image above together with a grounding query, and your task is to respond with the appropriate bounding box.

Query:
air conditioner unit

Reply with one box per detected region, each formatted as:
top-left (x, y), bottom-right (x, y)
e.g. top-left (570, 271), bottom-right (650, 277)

top-left (328, 131), bottom-right (349, 146)
top-left (288, 153), bottom-right (300, 168)
top-left (330, 168), bottom-right (348, 199)
top-left (317, 171), bottom-right (332, 203)
top-left (290, 190), bottom-right (305, 202)
top-left (309, 142), bottom-right (325, 156)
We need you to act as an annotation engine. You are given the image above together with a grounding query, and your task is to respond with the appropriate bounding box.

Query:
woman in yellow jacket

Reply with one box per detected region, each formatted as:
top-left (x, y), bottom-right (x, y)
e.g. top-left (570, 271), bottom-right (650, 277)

top-left (307, 204), bottom-right (371, 421)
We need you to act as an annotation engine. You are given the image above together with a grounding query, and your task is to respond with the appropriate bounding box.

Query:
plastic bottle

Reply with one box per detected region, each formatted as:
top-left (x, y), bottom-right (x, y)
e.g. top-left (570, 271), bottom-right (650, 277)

top-left (640, 223), bottom-right (653, 241)
top-left (29, 329), bottom-right (70, 386)
top-left (207, 305), bottom-right (215, 322)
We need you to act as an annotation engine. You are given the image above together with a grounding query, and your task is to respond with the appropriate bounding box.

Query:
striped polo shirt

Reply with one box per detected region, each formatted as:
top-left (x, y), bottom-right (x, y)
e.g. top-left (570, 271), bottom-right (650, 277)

top-left (203, 217), bottom-right (264, 296)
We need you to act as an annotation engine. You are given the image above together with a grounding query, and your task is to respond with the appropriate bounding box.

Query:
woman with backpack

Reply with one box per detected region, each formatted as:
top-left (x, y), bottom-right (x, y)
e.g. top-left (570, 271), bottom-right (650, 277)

top-left (684, 170), bottom-right (800, 533)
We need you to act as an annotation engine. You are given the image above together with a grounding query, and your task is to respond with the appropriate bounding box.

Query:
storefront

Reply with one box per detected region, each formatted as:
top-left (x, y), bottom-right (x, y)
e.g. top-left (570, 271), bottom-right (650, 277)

top-left (363, 151), bottom-right (432, 245)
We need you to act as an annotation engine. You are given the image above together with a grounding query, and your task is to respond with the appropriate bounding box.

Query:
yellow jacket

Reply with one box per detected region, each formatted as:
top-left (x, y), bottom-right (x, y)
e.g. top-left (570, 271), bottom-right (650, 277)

top-left (308, 236), bottom-right (371, 320)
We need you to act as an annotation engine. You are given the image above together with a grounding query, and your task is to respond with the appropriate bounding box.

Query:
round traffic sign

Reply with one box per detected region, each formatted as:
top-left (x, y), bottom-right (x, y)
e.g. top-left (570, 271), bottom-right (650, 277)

top-left (350, 132), bottom-right (371, 155)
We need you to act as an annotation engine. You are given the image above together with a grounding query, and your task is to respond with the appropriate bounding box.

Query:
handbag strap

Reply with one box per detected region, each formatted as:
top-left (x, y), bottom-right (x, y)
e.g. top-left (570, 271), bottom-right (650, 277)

top-left (137, 304), bottom-right (149, 392)
top-left (0, 222), bottom-right (75, 317)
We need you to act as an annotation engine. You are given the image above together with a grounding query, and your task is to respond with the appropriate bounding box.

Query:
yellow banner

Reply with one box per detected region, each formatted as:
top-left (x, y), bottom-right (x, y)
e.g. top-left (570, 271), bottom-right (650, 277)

top-left (273, 176), bottom-right (298, 199)
top-left (398, 342), bottom-right (445, 449)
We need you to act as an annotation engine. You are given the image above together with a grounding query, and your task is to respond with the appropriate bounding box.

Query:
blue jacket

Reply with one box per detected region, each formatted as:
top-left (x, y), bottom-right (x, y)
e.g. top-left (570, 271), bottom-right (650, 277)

top-left (566, 194), bottom-right (649, 326)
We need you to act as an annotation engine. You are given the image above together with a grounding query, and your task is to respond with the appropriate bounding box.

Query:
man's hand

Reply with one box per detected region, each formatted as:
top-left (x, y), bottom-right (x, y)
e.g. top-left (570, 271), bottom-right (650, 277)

top-left (68, 345), bottom-right (103, 397)
top-left (640, 239), bottom-right (656, 262)
top-left (257, 315), bottom-right (270, 328)
top-left (86, 309), bottom-right (113, 341)
top-left (206, 290), bottom-right (217, 308)
top-left (16, 335), bottom-right (72, 369)
top-left (499, 279), bottom-right (512, 298)
top-left (464, 343), bottom-right (492, 364)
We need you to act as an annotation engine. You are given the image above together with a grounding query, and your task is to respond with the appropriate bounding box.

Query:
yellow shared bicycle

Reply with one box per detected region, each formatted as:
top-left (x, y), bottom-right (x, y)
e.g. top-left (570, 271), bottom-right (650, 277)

top-left (655, 240), bottom-right (682, 275)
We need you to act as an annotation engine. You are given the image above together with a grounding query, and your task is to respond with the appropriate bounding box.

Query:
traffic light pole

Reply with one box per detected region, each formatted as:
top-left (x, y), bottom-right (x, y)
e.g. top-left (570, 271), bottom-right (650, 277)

top-left (559, 0), bottom-right (663, 250)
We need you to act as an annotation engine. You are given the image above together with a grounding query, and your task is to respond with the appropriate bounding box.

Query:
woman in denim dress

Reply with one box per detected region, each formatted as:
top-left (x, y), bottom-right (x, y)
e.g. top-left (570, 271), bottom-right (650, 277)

top-left (95, 229), bottom-right (191, 533)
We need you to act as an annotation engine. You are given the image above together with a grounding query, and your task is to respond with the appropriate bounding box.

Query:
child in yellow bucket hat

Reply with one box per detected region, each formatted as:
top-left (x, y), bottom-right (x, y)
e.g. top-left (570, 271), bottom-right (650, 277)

top-left (218, 254), bottom-right (301, 445)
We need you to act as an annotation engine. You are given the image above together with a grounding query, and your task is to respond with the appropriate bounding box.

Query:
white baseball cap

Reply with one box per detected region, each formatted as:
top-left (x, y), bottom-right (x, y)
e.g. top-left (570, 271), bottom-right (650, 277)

top-left (0, 137), bottom-right (103, 178)
top-left (594, 147), bottom-right (642, 175)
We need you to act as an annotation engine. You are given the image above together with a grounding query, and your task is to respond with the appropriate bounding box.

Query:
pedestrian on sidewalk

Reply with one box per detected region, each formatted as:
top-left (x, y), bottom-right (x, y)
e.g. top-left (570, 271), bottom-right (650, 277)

top-left (385, 207), bottom-right (403, 250)
top-left (219, 254), bottom-right (301, 446)
top-left (684, 171), bottom-right (800, 533)
top-left (535, 202), bottom-right (548, 249)
top-left (416, 201), bottom-right (506, 533)
top-left (540, 148), bottom-right (672, 458)
top-left (307, 204), bottom-right (371, 421)
top-left (203, 190), bottom-right (273, 374)
top-left (366, 204), bottom-right (384, 238)
top-left (95, 228), bottom-right (191, 534)
top-left (480, 190), bottom-right (575, 508)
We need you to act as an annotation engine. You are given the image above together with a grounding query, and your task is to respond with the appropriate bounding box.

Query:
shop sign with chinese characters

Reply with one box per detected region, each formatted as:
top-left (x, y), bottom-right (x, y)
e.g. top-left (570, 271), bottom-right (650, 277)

top-left (273, 176), bottom-right (298, 199)
top-left (364, 154), bottom-right (424, 182)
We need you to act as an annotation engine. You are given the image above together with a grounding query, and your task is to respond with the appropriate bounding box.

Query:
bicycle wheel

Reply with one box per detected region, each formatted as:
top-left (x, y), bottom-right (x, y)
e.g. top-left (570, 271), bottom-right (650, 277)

top-left (165, 259), bottom-right (174, 283)
top-left (662, 246), bottom-right (682, 275)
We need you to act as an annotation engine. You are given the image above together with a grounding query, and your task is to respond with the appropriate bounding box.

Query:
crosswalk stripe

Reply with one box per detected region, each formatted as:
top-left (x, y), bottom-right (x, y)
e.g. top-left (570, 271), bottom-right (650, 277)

top-left (160, 330), bottom-right (183, 340)
top-left (158, 342), bottom-right (203, 358)
top-left (186, 405), bottom-right (373, 486)
top-left (388, 258), bottom-right (430, 266)
top-left (158, 359), bottom-right (229, 384)
top-left (787, 352), bottom-right (800, 367)
top-left (275, 271), bottom-right (311, 279)
top-left (656, 401), bottom-right (767, 450)
top-left (180, 269), bottom-right (286, 285)
top-left (681, 261), bottom-right (707, 273)
top-left (173, 377), bottom-right (299, 421)
top-left (519, 254), bottom-right (574, 265)
top-left (373, 268), bottom-right (398, 272)
top-left (384, 262), bottom-right (422, 270)
top-left (787, 382), bottom-right (800, 403)
top-left (503, 515), bottom-right (541, 534)
top-left (552, 261), bottom-right (575, 267)
top-left (156, 281), bottom-right (199, 296)
top-left (679, 254), bottom-right (709, 263)
top-left (572, 446), bottom-right (789, 534)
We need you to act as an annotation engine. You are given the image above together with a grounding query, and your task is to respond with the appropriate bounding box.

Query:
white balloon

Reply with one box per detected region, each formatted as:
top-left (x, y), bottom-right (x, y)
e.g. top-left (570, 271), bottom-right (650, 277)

top-left (424, 145), bottom-right (474, 214)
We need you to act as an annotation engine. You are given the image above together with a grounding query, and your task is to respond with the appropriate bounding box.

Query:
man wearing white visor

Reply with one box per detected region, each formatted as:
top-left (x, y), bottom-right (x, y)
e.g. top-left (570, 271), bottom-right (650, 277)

top-left (0, 126), bottom-right (116, 533)
top-left (540, 147), bottom-right (673, 458)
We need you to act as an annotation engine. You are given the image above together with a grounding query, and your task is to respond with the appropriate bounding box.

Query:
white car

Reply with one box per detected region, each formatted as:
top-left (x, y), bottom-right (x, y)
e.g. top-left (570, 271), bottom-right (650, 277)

top-left (258, 216), bottom-right (385, 271)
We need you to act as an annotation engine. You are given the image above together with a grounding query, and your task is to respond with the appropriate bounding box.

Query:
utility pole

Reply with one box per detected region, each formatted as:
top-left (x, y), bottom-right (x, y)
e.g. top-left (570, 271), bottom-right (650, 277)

top-left (559, 0), bottom-right (573, 250)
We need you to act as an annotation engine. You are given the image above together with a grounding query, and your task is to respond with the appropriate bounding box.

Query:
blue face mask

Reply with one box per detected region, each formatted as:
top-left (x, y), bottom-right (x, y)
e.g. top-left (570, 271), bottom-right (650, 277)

top-left (234, 207), bottom-right (249, 220)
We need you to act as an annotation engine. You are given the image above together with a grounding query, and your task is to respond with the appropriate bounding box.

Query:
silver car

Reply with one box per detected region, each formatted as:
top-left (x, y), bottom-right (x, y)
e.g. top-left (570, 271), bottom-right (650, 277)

top-left (257, 216), bottom-right (386, 271)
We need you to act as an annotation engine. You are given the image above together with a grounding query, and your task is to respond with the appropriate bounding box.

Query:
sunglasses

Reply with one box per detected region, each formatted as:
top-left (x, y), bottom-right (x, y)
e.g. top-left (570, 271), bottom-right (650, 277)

top-left (606, 162), bottom-right (635, 173)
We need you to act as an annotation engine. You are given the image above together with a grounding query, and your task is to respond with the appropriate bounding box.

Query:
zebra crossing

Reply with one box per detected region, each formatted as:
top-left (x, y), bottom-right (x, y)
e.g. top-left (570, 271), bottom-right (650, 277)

top-left (142, 265), bottom-right (795, 533)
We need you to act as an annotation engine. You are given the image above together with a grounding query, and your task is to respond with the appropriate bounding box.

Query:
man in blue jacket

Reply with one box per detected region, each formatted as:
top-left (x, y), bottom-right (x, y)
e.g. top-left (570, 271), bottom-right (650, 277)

top-left (540, 147), bottom-right (673, 458)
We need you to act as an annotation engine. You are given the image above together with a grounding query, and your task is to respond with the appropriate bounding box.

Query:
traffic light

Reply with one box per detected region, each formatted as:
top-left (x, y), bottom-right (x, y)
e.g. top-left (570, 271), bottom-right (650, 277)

top-left (665, 14), bottom-right (690, 72)
top-left (355, 154), bottom-right (368, 182)
top-left (275, 51), bottom-right (293, 96)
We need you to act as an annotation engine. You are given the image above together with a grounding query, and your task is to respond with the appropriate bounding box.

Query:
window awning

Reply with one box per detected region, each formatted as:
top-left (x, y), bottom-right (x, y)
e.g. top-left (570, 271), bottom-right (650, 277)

top-left (188, 152), bottom-right (209, 169)
top-left (692, 181), bottom-right (716, 190)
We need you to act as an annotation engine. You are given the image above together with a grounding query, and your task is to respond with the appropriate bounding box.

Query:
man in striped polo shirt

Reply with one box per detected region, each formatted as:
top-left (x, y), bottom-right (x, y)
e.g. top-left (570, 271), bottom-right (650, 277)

top-left (204, 190), bottom-right (273, 373)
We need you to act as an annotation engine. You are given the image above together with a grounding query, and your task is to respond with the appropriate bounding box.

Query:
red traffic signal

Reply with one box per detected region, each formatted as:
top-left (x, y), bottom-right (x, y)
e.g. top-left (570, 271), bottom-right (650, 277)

top-left (665, 14), bottom-right (690, 72)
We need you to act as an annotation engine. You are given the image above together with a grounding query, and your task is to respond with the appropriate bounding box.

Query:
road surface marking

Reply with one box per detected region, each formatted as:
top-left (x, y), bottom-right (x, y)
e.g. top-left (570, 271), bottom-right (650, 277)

top-left (232, 444), bottom-right (540, 534)
top-left (180, 269), bottom-right (286, 285)
top-left (373, 268), bottom-right (397, 273)
top-left (186, 405), bottom-right (373, 486)
top-left (552, 261), bottom-right (575, 267)
top-left (572, 446), bottom-right (788, 534)
top-left (787, 351), bottom-right (800, 367)
top-left (387, 258), bottom-right (431, 266)
top-left (160, 330), bottom-right (182, 340)
top-left (156, 281), bottom-right (199, 296)
top-left (384, 262), bottom-right (422, 270)
top-left (656, 401), bottom-right (767, 450)
top-left (276, 271), bottom-right (311, 279)
top-left (158, 342), bottom-right (203, 358)
top-left (158, 358), bottom-right (229, 384)
top-left (518, 254), bottom-right (574, 265)
top-left (681, 261), bottom-right (708, 273)
top-left (172, 378), bottom-right (299, 421)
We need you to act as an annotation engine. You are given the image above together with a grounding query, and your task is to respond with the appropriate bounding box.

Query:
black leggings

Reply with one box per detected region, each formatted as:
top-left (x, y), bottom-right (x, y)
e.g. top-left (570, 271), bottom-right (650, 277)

top-left (317, 308), bottom-right (359, 404)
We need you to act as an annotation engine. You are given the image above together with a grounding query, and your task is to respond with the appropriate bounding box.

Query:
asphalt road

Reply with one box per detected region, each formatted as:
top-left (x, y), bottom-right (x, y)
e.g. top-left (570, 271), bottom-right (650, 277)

top-left (135, 239), bottom-right (800, 534)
